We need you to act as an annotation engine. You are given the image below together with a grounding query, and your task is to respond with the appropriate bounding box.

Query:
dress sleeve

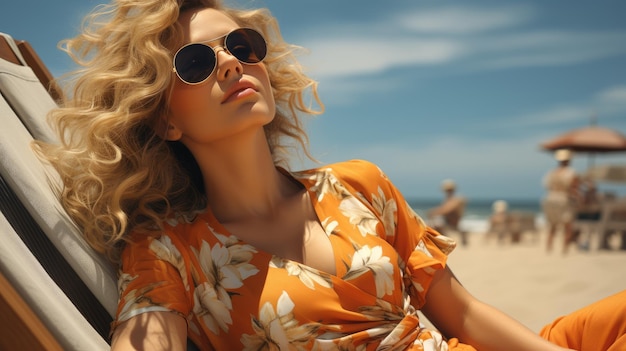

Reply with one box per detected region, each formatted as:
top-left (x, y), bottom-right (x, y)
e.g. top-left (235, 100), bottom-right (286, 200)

top-left (111, 231), bottom-right (193, 332)
top-left (337, 159), bottom-right (457, 309)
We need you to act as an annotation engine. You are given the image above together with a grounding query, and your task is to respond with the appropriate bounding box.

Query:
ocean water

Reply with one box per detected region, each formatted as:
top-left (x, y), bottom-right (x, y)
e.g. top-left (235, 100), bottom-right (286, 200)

top-left (408, 198), bottom-right (544, 234)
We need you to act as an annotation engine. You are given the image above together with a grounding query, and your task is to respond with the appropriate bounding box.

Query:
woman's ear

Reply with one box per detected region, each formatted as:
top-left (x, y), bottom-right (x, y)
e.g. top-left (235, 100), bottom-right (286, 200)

top-left (154, 114), bottom-right (183, 141)
top-left (164, 123), bottom-right (183, 141)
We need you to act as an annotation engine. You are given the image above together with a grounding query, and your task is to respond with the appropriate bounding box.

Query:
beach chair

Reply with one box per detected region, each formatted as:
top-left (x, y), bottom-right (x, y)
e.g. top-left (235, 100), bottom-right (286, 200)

top-left (506, 211), bottom-right (539, 244)
top-left (0, 32), bottom-right (116, 350)
top-left (486, 210), bottom-right (538, 244)
top-left (0, 34), bottom-right (61, 102)
top-left (0, 32), bottom-right (203, 351)
top-left (596, 198), bottom-right (626, 250)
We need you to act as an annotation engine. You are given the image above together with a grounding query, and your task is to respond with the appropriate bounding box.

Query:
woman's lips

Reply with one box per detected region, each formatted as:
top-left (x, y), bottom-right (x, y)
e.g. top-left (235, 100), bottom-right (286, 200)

top-left (222, 81), bottom-right (257, 104)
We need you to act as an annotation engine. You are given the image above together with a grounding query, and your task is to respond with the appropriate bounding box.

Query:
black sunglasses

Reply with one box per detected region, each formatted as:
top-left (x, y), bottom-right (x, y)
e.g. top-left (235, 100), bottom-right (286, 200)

top-left (172, 28), bottom-right (267, 85)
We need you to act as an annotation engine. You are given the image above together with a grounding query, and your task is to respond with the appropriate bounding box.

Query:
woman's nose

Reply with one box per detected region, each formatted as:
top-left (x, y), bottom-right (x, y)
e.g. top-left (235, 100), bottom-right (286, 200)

top-left (214, 47), bottom-right (243, 80)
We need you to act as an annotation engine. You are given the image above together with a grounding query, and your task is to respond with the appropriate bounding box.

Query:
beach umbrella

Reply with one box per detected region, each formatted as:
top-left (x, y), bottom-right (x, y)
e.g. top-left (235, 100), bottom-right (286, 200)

top-left (540, 125), bottom-right (626, 153)
top-left (586, 164), bottom-right (626, 184)
top-left (541, 125), bottom-right (626, 169)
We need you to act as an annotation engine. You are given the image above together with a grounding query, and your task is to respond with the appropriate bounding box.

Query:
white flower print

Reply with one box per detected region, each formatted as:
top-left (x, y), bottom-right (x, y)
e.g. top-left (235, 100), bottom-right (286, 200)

top-left (368, 186), bottom-right (397, 238)
top-left (313, 336), bottom-right (368, 351)
top-left (376, 322), bottom-right (411, 350)
top-left (213, 232), bottom-right (260, 279)
top-left (414, 239), bottom-right (434, 259)
top-left (421, 330), bottom-right (448, 351)
top-left (405, 203), bottom-right (456, 254)
top-left (164, 210), bottom-right (201, 227)
top-left (321, 217), bottom-right (339, 235)
top-left (406, 203), bottom-right (428, 226)
top-left (193, 281), bottom-right (233, 334)
top-left (304, 168), bottom-right (351, 203)
top-left (117, 272), bottom-right (136, 296)
top-left (192, 237), bottom-right (259, 334)
top-left (149, 235), bottom-right (189, 291)
top-left (344, 245), bottom-right (394, 298)
top-left (359, 298), bottom-right (404, 322)
top-left (270, 257), bottom-right (333, 290)
top-left (339, 197), bottom-right (379, 237)
top-left (165, 217), bottom-right (179, 227)
top-left (431, 234), bottom-right (457, 255)
top-left (117, 281), bottom-right (171, 322)
top-left (241, 291), bottom-right (320, 350)
top-left (116, 273), bottom-right (138, 321)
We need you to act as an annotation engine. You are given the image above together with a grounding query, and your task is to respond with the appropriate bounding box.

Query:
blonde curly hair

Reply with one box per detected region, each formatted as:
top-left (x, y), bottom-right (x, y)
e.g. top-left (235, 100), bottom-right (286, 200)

top-left (34, 0), bottom-right (323, 262)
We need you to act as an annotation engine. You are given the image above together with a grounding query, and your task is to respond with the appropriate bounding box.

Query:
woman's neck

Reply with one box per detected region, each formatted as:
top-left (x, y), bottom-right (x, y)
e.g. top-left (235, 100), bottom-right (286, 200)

top-left (190, 130), bottom-right (302, 223)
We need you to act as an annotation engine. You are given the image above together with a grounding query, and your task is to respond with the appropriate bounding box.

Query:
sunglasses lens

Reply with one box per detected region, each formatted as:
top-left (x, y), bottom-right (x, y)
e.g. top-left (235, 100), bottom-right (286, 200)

top-left (175, 43), bottom-right (216, 84)
top-left (225, 28), bottom-right (267, 64)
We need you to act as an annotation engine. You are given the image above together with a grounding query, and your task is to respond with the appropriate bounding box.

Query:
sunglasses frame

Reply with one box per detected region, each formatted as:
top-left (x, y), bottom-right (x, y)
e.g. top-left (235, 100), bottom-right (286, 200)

top-left (172, 27), bottom-right (267, 85)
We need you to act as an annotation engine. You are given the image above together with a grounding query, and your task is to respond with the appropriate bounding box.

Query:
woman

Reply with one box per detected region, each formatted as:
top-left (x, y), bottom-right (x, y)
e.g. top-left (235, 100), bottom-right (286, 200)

top-left (541, 149), bottom-right (579, 253)
top-left (36, 0), bottom-right (625, 350)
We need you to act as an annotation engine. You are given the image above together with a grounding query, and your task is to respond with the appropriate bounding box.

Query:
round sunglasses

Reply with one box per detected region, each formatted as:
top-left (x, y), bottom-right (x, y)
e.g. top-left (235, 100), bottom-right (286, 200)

top-left (172, 28), bottom-right (267, 85)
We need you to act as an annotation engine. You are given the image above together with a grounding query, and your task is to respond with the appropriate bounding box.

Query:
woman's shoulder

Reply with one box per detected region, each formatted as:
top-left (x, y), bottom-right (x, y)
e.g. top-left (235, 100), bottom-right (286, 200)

top-left (127, 210), bottom-right (205, 243)
top-left (299, 159), bottom-right (383, 179)
top-left (293, 159), bottom-right (391, 198)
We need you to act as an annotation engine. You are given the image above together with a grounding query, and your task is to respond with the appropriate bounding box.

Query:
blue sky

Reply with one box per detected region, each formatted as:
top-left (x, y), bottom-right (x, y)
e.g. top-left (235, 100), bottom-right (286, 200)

top-left (2, 0), bottom-right (626, 201)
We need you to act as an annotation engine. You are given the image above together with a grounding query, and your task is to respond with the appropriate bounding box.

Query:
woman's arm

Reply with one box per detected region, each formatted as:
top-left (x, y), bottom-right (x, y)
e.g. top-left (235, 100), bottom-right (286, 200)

top-left (110, 311), bottom-right (187, 351)
top-left (420, 266), bottom-right (574, 351)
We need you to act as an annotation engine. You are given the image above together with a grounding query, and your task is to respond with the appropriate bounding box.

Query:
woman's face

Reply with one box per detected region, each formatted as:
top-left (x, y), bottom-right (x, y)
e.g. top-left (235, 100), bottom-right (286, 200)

top-left (166, 8), bottom-right (275, 148)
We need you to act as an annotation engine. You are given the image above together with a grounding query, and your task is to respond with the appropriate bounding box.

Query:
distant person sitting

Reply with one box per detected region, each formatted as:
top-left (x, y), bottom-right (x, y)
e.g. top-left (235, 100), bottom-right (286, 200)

top-left (541, 149), bottom-right (579, 254)
top-left (428, 179), bottom-right (468, 245)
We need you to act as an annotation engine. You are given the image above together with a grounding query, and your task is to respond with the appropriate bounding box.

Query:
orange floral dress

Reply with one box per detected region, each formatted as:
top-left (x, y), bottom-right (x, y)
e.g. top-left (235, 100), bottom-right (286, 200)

top-left (113, 160), bottom-right (466, 350)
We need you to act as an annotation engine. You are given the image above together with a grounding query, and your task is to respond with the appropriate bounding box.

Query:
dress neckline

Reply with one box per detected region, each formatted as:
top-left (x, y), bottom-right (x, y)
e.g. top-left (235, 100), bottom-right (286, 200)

top-left (197, 166), bottom-right (341, 277)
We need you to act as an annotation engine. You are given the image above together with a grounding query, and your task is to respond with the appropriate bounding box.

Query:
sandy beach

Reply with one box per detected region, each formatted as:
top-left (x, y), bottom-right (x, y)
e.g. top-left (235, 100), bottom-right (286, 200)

top-left (442, 229), bottom-right (626, 333)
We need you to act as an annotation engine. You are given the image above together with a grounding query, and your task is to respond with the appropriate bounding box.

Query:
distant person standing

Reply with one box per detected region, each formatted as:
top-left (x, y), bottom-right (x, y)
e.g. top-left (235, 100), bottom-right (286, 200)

top-left (542, 149), bottom-right (579, 254)
top-left (428, 179), bottom-right (468, 246)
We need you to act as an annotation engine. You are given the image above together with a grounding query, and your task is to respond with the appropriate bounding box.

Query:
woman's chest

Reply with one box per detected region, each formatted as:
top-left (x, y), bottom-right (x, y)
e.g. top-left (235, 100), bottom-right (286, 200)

top-left (187, 207), bottom-right (403, 302)
top-left (180, 209), bottom-right (405, 345)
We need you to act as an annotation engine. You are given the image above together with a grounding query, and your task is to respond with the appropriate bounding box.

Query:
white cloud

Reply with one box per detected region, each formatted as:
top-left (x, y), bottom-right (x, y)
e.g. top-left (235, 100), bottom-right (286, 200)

top-left (592, 86), bottom-right (626, 119)
top-left (315, 75), bottom-right (405, 106)
top-left (301, 37), bottom-right (464, 78)
top-left (498, 85), bottom-right (626, 129)
top-left (472, 31), bottom-right (626, 70)
top-left (395, 5), bottom-right (533, 34)
top-left (298, 5), bottom-right (626, 81)
top-left (510, 105), bottom-right (595, 127)
top-left (596, 85), bottom-right (626, 104)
